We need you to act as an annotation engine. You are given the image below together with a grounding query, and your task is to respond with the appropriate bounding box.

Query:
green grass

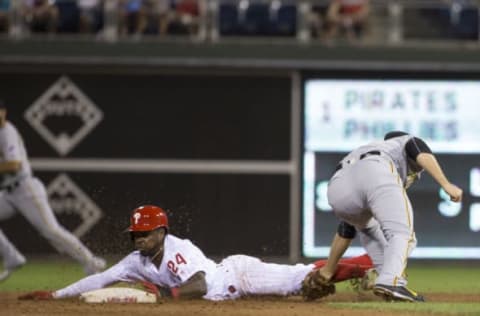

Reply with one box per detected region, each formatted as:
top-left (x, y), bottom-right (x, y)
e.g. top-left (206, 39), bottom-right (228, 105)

top-left (330, 302), bottom-right (480, 316)
top-left (0, 259), bottom-right (86, 291)
top-left (404, 265), bottom-right (480, 294)
top-left (335, 264), bottom-right (480, 294)
top-left (332, 263), bottom-right (480, 315)
top-left (1, 260), bottom-right (479, 316)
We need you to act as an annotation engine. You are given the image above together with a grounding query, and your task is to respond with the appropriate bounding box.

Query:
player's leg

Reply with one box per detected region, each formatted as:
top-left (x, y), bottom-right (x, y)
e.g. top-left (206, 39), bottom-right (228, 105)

top-left (0, 195), bottom-right (26, 281)
top-left (312, 262), bottom-right (372, 283)
top-left (366, 164), bottom-right (422, 301)
top-left (368, 183), bottom-right (416, 287)
top-left (325, 163), bottom-right (381, 283)
top-left (313, 253), bottom-right (373, 269)
top-left (339, 219), bottom-right (386, 289)
top-left (313, 253), bottom-right (373, 282)
top-left (227, 255), bottom-right (313, 296)
top-left (11, 177), bottom-right (105, 274)
top-left (327, 262), bottom-right (372, 282)
top-left (337, 253), bottom-right (373, 266)
top-left (0, 229), bottom-right (26, 281)
top-left (357, 218), bottom-right (387, 274)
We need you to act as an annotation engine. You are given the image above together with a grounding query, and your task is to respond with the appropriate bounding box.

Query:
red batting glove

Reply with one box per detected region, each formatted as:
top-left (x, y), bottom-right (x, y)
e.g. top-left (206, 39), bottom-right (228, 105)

top-left (18, 290), bottom-right (54, 300)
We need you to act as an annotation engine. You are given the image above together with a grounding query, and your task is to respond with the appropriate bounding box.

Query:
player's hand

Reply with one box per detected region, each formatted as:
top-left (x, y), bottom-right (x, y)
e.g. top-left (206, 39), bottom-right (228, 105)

top-left (138, 280), bottom-right (160, 297)
top-left (18, 290), bottom-right (54, 300)
top-left (301, 269), bottom-right (335, 301)
top-left (443, 183), bottom-right (463, 202)
top-left (317, 266), bottom-right (334, 282)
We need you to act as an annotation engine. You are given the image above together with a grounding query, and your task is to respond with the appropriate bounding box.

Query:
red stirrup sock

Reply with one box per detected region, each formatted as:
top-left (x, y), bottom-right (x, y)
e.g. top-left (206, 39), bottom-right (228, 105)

top-left (338, 254), bottom-right (373, 266)
top-left (312, 254), bottom-right (373, 270)
top-left (312, 259), bottom-right (327, 269)
top-left (331, 263), bottom-right (372, 282)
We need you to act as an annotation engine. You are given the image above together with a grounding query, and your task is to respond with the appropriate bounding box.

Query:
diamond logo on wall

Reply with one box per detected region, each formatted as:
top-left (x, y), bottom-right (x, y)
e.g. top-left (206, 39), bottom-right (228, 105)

top-left (24, 76), bottom-right (103, 156)
top-left (47, 173), bottom-right (103, 237)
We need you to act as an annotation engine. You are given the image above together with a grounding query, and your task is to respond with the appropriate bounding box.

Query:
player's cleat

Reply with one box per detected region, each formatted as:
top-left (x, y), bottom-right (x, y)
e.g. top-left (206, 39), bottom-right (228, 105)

top-left (84, 257), bottom-right (107, 275)
top-left (373, 284), bottom-right (425, 302)
top-left (360, 268), bottom-right (378, 291)
top-left (0, 254), bottom-right (26, 282)
top-left (350, 267), bottom-right (378, 292)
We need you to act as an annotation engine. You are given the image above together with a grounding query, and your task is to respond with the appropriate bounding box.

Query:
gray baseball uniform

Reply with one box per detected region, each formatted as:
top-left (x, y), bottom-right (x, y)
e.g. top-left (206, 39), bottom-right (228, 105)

top-left (0, 121), bottom-right (105, 279)
top-left (327, 135), bottom-right (421, 287)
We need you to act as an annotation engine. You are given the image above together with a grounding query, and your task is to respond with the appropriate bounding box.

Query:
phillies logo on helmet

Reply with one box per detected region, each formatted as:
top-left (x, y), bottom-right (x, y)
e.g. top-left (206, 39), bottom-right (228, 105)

top-left (133, 212), bottom-right (142, 225)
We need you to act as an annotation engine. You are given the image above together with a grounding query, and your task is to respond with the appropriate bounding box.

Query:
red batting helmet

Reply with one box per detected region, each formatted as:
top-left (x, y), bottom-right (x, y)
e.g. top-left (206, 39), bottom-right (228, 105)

top-left (127, 205), bottom-right (169, 232)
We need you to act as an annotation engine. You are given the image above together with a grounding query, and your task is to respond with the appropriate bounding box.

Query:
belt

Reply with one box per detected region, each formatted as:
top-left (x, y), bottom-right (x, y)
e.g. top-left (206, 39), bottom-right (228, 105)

top-left (0, 181), bottom-right (20, 193)
top-left (335, 150), bottom-right (381, 172)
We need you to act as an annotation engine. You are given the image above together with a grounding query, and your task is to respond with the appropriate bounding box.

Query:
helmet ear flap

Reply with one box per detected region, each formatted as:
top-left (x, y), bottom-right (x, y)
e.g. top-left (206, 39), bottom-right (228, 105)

top-left (129, 227), bottom-right (167, 243)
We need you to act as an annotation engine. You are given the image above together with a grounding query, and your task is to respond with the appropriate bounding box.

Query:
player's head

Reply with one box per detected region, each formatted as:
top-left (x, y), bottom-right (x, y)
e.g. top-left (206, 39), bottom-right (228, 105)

top-left (0, 100), bottom-right (6, 127)
top-left (128, 205), bottom-right (169, 232)
top-left (384, 131), bottom-right (408, 140)
top-left (127, 205), bottom-right (169, 257)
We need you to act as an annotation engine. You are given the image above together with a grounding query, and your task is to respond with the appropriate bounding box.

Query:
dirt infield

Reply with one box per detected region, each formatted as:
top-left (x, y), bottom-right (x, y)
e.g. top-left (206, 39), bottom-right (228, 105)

top-left (1, 292), bottom-right (476, 316)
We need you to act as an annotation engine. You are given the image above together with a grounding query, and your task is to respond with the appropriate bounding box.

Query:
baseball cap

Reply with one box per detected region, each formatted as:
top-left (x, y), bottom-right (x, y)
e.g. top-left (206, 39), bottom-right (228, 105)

top-left (384, 131), bottom-right (408, 140)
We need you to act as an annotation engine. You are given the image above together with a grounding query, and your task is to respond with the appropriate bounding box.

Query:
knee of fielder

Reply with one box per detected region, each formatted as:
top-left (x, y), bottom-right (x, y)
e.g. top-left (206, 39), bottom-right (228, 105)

top-left (382, 225), bottom-right (413, 242)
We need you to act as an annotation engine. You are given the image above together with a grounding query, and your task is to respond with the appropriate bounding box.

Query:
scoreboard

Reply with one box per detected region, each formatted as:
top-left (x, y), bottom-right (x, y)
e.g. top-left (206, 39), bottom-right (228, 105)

top-left (302, 79), bottom-right (480, 259)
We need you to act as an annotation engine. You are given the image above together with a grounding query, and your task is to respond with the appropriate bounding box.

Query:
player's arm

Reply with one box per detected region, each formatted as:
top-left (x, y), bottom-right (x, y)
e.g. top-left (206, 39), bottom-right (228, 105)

top-left (416, 153), bottom-right (462, 202)
top-left (52, 270), bottom-right (122, 299)
top-left (0, 127), bottom-right (23, 174)
top-left (406, 137), bottom-right (463, 202)
top-left (0, 160), bottom-right (21, 173)
top-left (19, 257), bottom-right (135, 300)
top-left (162, 271), bottom-right (207, 299)
top-left (318, 221), bottom-right (356, 281)
top-left (18, 271), bottom-right (119, 300)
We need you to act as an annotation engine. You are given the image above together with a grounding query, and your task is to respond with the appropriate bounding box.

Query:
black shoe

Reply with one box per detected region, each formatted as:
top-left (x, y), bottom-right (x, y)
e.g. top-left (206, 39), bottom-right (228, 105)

top-left (373, 284), bottom-right (425, 302)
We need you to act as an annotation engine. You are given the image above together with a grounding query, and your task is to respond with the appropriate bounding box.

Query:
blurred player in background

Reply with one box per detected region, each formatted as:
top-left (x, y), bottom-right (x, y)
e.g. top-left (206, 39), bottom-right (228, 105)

top-left (19, 205), bottom-right (374, 301)
top-left (0, 100), bottom-right (106, 282)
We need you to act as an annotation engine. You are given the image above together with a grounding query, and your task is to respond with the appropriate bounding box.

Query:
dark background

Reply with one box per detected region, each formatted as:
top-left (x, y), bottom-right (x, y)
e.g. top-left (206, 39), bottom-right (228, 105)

top-left (1, 39), bottom-right (480, 260)
top-left (0, 71), bottom-right (291, 258)
top-left (2, 73), bottom-right (291, 160)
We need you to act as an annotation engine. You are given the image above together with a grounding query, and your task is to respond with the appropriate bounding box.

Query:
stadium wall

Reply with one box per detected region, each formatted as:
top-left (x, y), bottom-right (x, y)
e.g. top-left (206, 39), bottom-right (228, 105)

top-left (1, 39), bottom-right (479, 260)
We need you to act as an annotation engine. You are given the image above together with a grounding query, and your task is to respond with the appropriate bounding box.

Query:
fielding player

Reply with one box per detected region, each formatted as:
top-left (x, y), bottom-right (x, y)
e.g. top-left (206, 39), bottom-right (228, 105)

top-left (19, 205), bottom-right (374, 301)
top-left (315, 131), bottom-right (462, 302)
top-left (0, 100), bottom-right (106, 281)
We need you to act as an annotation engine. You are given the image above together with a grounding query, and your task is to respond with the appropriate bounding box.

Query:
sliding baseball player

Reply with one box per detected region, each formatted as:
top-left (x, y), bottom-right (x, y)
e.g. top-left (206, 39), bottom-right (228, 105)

top-left (19, 205), bottom-right (373, 301)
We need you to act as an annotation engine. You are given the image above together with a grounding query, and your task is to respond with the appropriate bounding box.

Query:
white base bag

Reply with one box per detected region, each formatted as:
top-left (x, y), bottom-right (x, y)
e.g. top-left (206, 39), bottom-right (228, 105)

top-left (79, 287), bottom-right (157, 303)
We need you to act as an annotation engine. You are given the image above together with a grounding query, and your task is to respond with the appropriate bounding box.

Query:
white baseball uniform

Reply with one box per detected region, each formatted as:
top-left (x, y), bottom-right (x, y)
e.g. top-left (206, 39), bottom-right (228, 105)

top-left (0, 121), bottom-right (104, 275)
top-left (54, 234), bottom-right (314, 301)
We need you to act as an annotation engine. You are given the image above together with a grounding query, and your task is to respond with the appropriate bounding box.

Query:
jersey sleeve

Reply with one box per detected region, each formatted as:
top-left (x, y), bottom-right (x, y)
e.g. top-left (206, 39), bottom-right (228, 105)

top-left (53, 254), bottom-right (140, 298)
top-left (164, 239), bottom-right (211, 284)
top-left (1, 125), bottom-right (23, 162)
top-left (405, 137), bottom-right (432, 160)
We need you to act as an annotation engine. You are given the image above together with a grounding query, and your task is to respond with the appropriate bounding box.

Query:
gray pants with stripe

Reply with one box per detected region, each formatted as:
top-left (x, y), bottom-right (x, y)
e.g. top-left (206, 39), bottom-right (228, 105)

top-left (0, 176), bottom-right (99, 271)
top-left (327, 155), bottom-right (417, 287)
